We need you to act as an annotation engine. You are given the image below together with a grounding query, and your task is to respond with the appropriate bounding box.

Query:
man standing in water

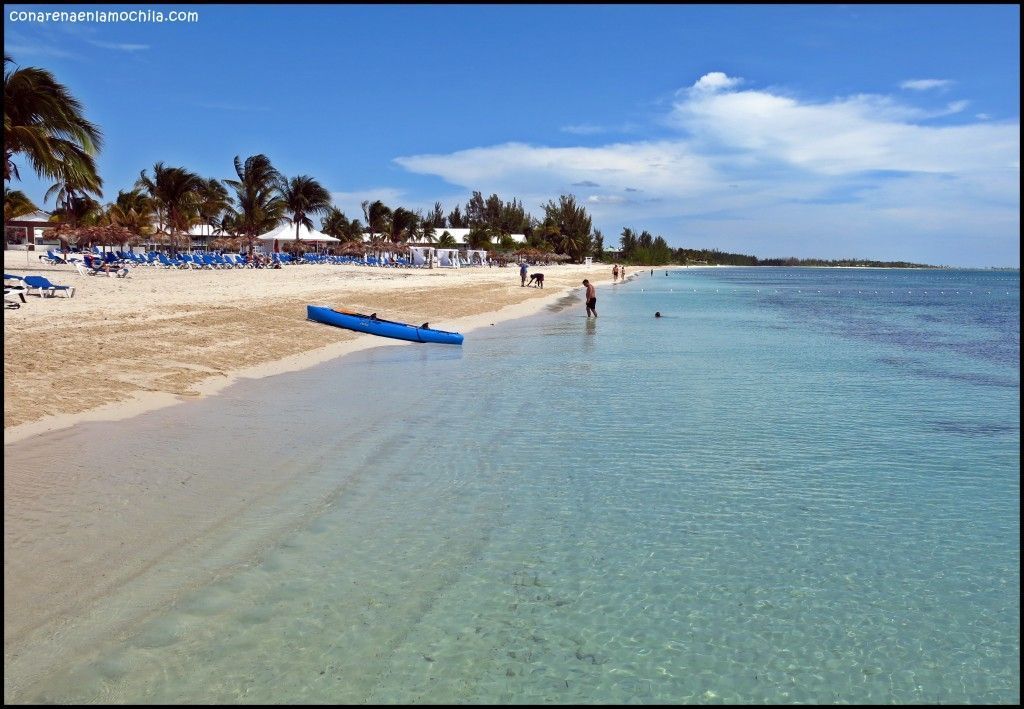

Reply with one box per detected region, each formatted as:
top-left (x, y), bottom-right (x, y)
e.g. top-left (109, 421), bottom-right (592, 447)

top-left (583, 279), bottom-right (597, 318)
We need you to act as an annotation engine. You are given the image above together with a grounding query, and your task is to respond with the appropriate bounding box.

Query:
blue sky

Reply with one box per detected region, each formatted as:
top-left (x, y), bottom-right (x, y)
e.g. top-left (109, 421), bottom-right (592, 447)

top-left (4, 4), bottom-right (1020, 266)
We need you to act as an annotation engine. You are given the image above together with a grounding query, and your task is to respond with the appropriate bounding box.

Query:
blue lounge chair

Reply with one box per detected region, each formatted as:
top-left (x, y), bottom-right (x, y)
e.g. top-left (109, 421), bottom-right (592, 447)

top-left (39, 249), bottom-right (68, 265)
top-left (23, 275), bottom-right (75, 298)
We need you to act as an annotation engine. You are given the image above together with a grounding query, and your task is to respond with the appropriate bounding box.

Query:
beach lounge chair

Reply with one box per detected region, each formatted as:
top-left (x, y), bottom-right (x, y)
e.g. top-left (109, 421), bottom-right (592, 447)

top-left (157, 253), bottom-right (179, 269)
top-left (23, 275), bottom-right (75, 298)
top-left (74, 262), bottom-right (99, 277)
top-left (4, 274), bottom-right (27, 307)
top-left (40, 250), bottom-right (69, 265)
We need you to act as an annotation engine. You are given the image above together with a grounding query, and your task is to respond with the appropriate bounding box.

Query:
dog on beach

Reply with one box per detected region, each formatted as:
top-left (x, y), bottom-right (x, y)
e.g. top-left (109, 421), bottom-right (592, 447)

top-left (528, 273), bottom-right (544, 288)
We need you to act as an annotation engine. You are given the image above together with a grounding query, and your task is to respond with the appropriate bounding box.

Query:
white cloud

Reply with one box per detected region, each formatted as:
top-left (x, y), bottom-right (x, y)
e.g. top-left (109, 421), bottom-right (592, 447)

top-left (391, 71), bottom-right (1019, 265)
top-left (669, 87), bottom-right (1015, 175)
top-left (900, 79), bottom-right (953, 91)
top-left (689, 72), bottom-right (743, 93)
top-left (943, 100), bottom-right (969, 115)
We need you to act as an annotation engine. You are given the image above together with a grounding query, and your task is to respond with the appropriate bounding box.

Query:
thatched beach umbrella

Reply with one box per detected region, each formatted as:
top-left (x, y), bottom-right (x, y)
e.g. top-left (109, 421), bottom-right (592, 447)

top-left (337, 241), bottom-right (366, 256)
top-left (54, 224), bottom-right (136, 252)
top-left (211, 236), bottom-right (243, 252)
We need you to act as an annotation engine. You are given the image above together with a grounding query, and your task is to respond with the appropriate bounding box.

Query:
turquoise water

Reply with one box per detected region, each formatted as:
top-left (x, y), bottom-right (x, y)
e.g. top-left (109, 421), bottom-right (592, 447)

top-left (8, 268), bottom-right (1020, 703)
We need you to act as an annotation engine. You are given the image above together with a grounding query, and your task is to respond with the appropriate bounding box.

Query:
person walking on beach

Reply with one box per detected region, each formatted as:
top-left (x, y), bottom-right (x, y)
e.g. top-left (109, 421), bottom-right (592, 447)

top-left (520, 262), bottom-right (528, 286)
top-left (583, 279), bottom-right (597, 318)
top-left (621, 266), bottom-right (627, 281)
top-left (612, 264), bottom-right (619, 282)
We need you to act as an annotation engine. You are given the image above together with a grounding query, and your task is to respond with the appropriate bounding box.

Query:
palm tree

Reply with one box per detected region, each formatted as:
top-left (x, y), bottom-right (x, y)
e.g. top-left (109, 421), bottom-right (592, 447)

top-left (420, 219), bottom-right (437, 244)
top-left (135, 162), bottom-right (204, 255)
top-left (3, 186), bottom-right (37, 222)
top-left (466, 226), bottom-right (492, 250)
top-left (386, 207), bottom-right (419, 244)
top-left (44, 175), bottom-right (103, 230)
top-left (50, 193), bottom-right (103, 251)
top-left (105, 189), bottom-right (154, 252)
top-left (223, 154), bottom-right (284, 254)
top-left (436, 230), bottom-right (457, 248)
top-left (322, 206), bottom-right (364, 243)
top-left (4, 54), bottom-right (102, 190)
top-left (360, 199), bottom-right (391, 240)
top-left (279, 175), bottom-right (331, 255)
top-left (197, 178), bottom-right (232, 250)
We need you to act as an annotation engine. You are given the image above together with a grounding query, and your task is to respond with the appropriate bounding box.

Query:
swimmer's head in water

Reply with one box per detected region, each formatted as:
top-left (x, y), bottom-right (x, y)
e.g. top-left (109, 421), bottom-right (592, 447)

top-left (655, 312), bottom-right (662, 318)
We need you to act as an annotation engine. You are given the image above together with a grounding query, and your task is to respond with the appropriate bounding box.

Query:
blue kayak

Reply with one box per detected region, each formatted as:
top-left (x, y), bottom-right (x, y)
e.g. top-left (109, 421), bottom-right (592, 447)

top-left (307, 305), bottom-right (464, 345)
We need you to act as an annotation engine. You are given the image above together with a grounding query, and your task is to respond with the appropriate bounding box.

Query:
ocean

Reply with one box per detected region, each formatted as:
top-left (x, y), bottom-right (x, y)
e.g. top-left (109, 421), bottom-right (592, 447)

top-left (5, 267), bottom-right (1019, 704)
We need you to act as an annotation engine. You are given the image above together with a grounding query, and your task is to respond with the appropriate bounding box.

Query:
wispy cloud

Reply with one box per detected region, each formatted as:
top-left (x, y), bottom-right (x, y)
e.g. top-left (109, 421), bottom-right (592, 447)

top-left (900, 79), bottom-right (953, 91)
top-left (4, 31), bottom-right (79, 59)
top-left (3, 43), bottom-right (78, 59)
top-left (329, 188), bottom-right (407, 220)
top-left (561, 124), bottom-right (607, 135)
top-left (560, 122), bottom-right (637, 136)
top-left (87, 40), bottom-right (149, 52)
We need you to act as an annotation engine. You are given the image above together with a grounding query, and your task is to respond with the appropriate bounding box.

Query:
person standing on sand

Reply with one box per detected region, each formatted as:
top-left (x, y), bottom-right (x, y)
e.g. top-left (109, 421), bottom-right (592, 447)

top-left (583, 279), bottom-right (597, 318)
top-left (612, 264), bottom-right (619, 281)
top-left (520, 262), bottom-right (528, 286)
top-left (621, 266), bottom-right (627, 281)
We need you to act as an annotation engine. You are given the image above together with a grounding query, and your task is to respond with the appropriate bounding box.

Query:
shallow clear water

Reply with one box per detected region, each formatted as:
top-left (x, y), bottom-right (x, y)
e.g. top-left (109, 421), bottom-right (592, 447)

top-left (8, 268), bottom-right (1020, 703)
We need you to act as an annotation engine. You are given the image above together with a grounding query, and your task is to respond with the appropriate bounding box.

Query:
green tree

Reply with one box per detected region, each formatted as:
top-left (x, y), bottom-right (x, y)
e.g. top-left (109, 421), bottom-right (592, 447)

top-left (466, 226), bottom-right (492, 250)
top-left (223, 154), bottom-right (284, 254)
top-left (446, 205), bottom-right (466, 228)
top-left (3, 54), bottom-right (102, 193)
top-left (44, 175), bottom-right (103, 229)
top-left (321, 206), bottom-right (364, 245)
top-left (619, 227), bottom-right (637, 258)
top-left (279, 175), bottom-right (332, 254)
top-left (197, 178), bottom-right (232, 250)
top-left (3, 186), bottom-right (37, 223)
top-left (540, 194), bottom-right (592, 262)
top-left (387, 206), bottom-right (419, 244)
top-left (592, 229), bottom-right (605, 260)
top-left (361, 199), bottom-right (391, 239)
top-left (465, 190), bottom-right (486, 227)
top-left (105, 189), bottom-right (154, 236)
top-left (426, 201), bottom-right (446, 228)
top-left (136, 162), bottom-right (205, 255)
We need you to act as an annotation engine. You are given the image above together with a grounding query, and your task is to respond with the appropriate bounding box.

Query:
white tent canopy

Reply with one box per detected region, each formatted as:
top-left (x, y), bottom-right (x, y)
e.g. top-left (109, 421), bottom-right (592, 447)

top-left (464, 249), bottom-right (488, 266)
top-left (257, 222), bottom-right (340, 242)
top-left (436, 248), bottom-right (461, 268)
top-left (409, 246), bottom-right (435, 267)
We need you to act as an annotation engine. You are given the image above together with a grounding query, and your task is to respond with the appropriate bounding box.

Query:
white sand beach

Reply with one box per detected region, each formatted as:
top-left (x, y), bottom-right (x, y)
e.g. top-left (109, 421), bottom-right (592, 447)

top-left (4, 254), bottom-right (631, 442)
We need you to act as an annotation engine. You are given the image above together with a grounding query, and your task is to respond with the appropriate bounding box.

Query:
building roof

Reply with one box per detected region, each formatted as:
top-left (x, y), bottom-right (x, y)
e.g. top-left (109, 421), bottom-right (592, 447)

top-left (7, 210), bottom-right (54, 225)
